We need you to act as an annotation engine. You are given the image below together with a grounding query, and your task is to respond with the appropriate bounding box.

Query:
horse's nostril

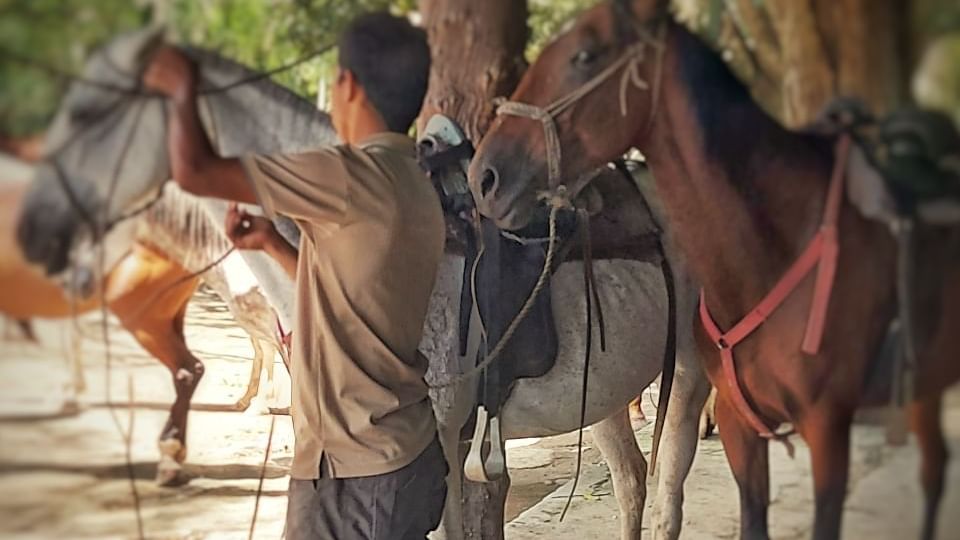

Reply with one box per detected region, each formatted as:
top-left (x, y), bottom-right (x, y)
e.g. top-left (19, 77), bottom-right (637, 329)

top-left (480, 168), bottom-right (498, 198)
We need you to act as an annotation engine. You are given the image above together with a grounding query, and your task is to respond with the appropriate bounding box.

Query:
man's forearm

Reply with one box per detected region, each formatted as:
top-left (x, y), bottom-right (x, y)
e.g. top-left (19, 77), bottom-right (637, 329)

top-left (265, 236), bottom-right (299, 279)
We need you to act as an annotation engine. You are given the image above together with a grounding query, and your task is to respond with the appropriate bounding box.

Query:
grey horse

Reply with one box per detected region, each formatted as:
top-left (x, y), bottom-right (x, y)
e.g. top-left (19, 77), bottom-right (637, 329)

top-left (15, 29), bottom-right (710, 539)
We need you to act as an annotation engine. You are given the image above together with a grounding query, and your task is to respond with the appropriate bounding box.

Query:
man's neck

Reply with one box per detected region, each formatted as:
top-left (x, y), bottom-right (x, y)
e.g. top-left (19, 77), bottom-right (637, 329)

top-left (343, 105), bottom-right (394, 144)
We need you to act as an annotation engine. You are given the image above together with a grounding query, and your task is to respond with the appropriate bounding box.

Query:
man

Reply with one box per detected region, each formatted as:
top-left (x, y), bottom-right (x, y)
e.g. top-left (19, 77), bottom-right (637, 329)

top-left (143, 12), bottom-right (447, 540)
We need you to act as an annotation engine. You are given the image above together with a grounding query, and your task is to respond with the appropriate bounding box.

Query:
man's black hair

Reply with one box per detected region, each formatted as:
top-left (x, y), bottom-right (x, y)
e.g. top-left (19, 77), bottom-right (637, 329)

top-left (338, 12), bottom-right (431, 133)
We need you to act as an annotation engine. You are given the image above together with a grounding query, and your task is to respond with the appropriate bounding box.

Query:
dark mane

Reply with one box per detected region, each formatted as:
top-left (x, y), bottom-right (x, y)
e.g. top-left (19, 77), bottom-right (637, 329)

top-left (673, 24), bottom-right (832, 188)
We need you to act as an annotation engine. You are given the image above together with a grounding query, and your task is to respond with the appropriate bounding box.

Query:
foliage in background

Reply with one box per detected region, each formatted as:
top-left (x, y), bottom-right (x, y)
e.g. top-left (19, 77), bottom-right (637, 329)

top-left (167, 0), bottom-right (416, 108)
top-left (0, 0), bottom-right (417, 136)
top-left (0, 0), bottom-right (149, 136)
top-left (527, 0), bottom-right (595, 59)
top-left (3, 0), bottom-right (957, 137)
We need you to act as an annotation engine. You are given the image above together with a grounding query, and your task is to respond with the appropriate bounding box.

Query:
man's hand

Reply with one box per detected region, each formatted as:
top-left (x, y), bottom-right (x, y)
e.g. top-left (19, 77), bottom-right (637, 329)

top-left (143, 46), bottom-right (196, 103)
top-left (225, 203), bottom-right (281, 251)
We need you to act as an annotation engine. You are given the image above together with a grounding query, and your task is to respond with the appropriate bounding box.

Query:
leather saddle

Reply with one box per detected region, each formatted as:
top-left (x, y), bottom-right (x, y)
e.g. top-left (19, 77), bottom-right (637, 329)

top-left (815, 98), bottom-right (960, 223)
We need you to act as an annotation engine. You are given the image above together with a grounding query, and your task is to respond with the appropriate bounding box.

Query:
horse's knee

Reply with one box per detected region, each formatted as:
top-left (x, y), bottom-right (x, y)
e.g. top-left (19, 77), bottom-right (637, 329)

top-left (174, 359), bottom-right (205, 391)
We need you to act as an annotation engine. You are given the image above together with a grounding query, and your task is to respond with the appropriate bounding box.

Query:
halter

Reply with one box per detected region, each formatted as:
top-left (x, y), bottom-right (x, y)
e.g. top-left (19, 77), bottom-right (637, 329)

top-left (493, 21), bottom-right (666, 203)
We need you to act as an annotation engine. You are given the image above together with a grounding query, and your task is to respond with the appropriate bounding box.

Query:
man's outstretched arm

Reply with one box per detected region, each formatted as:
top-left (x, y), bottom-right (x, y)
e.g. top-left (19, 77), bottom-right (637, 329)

top-left (144, 46), bottom-right (257, 203)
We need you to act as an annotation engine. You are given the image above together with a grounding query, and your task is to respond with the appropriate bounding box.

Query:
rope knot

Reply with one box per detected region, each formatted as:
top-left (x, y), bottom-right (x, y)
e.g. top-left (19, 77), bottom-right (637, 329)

top-left (538, 185), bottom-right (573, 209)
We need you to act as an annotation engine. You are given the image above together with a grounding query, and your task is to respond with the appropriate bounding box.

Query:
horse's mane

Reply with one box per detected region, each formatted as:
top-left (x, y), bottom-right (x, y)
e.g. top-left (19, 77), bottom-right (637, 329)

top-left (139, 182), bottom-right (233, 272)
top-left (672, 24), bottom-right (832, 190)
top-left (184, 46), bottom-right (329, 126)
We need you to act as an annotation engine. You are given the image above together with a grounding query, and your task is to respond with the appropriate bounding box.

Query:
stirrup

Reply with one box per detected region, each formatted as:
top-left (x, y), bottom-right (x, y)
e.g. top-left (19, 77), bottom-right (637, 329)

top-left (464, 406), bottom-right (506, 482)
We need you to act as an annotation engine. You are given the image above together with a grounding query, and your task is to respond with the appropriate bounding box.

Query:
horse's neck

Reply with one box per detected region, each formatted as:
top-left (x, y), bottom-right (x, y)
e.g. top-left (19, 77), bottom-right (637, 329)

top-left (640, 28), bottom-right (832, 327)
top-left (185, 47), bottom-right (338, 156)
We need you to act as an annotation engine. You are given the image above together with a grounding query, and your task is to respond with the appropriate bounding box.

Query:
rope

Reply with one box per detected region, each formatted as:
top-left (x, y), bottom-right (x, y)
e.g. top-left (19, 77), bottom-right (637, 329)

top-left (0, 42), bottom-right (335, 98)
top-left (247, 415), bottom-right (276, 540)
top-left (560, 209), bottom-right (605, 522)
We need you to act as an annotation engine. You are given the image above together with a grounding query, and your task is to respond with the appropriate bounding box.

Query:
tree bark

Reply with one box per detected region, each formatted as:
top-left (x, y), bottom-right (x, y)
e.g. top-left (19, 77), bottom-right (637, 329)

top-left (417, 0), bottom-right (529, 142)
top-left (417, 1), bottom-right (528, 538)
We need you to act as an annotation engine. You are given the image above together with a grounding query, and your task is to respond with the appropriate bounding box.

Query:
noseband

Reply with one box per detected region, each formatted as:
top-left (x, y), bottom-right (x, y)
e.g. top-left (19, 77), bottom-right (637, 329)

top-left (493, 21), bottom-right (666, 205)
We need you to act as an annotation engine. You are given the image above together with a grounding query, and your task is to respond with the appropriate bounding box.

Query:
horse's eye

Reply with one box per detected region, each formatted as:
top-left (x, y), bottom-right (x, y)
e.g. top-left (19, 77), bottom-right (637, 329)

top-left (571, 49), bottom-right (597, 67)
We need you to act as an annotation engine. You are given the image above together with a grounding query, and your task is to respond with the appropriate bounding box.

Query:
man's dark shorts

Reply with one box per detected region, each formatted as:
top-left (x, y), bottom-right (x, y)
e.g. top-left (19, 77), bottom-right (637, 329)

top-left (286, 437), bottom-right (448, 540)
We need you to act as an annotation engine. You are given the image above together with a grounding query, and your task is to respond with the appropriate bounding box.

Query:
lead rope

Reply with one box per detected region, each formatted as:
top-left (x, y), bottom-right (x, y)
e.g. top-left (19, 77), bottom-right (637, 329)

top-left (560, 209), bottom-right (606, 521)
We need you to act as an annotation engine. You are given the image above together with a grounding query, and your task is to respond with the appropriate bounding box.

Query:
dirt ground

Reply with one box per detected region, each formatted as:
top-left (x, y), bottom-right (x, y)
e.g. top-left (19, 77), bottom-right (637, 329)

top-left (0, 288), bottom-right (958, 539)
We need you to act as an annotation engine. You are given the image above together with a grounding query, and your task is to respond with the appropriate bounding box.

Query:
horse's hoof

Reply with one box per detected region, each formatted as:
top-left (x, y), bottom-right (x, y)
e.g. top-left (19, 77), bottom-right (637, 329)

top-left (156, 457), bottom-right (188, 487)
top-left (242, 396), bottom-right (271, 417)
top-left (157, 466), bottom-right (190, 487)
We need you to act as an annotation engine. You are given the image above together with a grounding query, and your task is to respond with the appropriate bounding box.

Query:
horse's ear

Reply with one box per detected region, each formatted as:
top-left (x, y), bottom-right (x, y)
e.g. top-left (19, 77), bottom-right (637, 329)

top-left (613, 0), bottom-right (667, 43)
top-left (108, 26), bottom-right (167, 74)
top-left (626, 0), bottom-right (668, 21)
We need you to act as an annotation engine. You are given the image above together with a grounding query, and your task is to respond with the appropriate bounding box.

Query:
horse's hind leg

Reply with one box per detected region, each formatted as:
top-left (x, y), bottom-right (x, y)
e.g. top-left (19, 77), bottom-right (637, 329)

top-left (909, 393), bottom-right (947, 540)
top-left (715, 393), bottom-right (770, 540)
top-left (593, 407), bottom-right (647, 539)
top-left (652, 346), bottom-right (711, 540)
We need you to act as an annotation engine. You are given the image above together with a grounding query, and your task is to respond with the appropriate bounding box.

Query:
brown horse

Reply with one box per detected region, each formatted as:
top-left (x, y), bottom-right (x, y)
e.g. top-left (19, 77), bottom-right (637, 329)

top-left (469, 1), bottom-right (960, 539)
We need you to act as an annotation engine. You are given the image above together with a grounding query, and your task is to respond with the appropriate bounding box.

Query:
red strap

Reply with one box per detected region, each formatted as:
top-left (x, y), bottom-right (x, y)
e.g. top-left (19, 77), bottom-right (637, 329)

top-left (699, 292), bottom-right (777, 438)
top-left (276, 316), bottom-right (292, 349)
top-left (801, 135), bottom-right (849, 353)
top-left (698, 135), bottom-right (851, 437)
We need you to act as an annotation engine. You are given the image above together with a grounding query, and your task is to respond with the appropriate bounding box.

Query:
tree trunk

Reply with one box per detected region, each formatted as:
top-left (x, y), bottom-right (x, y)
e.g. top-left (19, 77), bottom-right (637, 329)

top-left (675, 0), bottom-right (908, 128)
top-left (417, 0), bottom-right (529, 142)
top-left (417, 1), bottom-right (528, 538)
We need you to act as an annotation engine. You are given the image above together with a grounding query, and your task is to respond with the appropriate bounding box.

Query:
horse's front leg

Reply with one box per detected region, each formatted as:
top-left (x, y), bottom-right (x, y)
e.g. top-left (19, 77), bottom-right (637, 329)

top-left (593, 407), bottom-right (647, 539)
top-left (235, 335), bottom-right (264, 411)
top-left (652, 345), bottom-right (711, 540)
top-left (122, 300), bottom-right (204, 486)
top-left (107, 246), bottom-right (203, 486)
top-left (798, 405), bottom-right (854, 540)
top-left (909, 393), bottom-right (948, 540)
top-left (715, 393), bottom-right (770, 540)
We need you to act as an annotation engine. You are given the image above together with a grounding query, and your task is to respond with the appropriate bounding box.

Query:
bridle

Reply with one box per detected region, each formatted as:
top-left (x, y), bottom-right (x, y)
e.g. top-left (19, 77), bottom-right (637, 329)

top-left (492, 17), bottom-right (667, 207)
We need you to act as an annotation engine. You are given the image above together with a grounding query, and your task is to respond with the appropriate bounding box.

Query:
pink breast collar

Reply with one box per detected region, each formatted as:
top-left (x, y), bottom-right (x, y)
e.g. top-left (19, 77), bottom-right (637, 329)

top-left (699, 135), bottom-right (851, 438)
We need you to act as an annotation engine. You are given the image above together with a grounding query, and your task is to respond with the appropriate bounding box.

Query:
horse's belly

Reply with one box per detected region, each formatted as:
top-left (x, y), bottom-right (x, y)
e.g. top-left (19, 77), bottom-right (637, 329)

top-left (500, 259), bottom-right (669, 439)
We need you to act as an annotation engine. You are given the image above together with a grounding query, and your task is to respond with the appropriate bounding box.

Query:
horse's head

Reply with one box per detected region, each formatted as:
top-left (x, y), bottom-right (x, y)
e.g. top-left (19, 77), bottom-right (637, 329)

top-left (469, 0), bottom-right (666, 230)
top-left (16, 27), bottom-right (168, 277)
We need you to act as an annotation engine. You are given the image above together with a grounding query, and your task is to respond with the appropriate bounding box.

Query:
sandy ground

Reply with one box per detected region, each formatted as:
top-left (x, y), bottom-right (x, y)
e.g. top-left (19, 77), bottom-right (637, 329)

top-left (0, 288), bottom-right (958, 539)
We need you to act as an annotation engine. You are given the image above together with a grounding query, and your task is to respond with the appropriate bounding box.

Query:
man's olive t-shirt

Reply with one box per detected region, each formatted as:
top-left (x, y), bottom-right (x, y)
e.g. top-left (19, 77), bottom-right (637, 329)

top-left (241, 132), bottom-right (444, 479)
